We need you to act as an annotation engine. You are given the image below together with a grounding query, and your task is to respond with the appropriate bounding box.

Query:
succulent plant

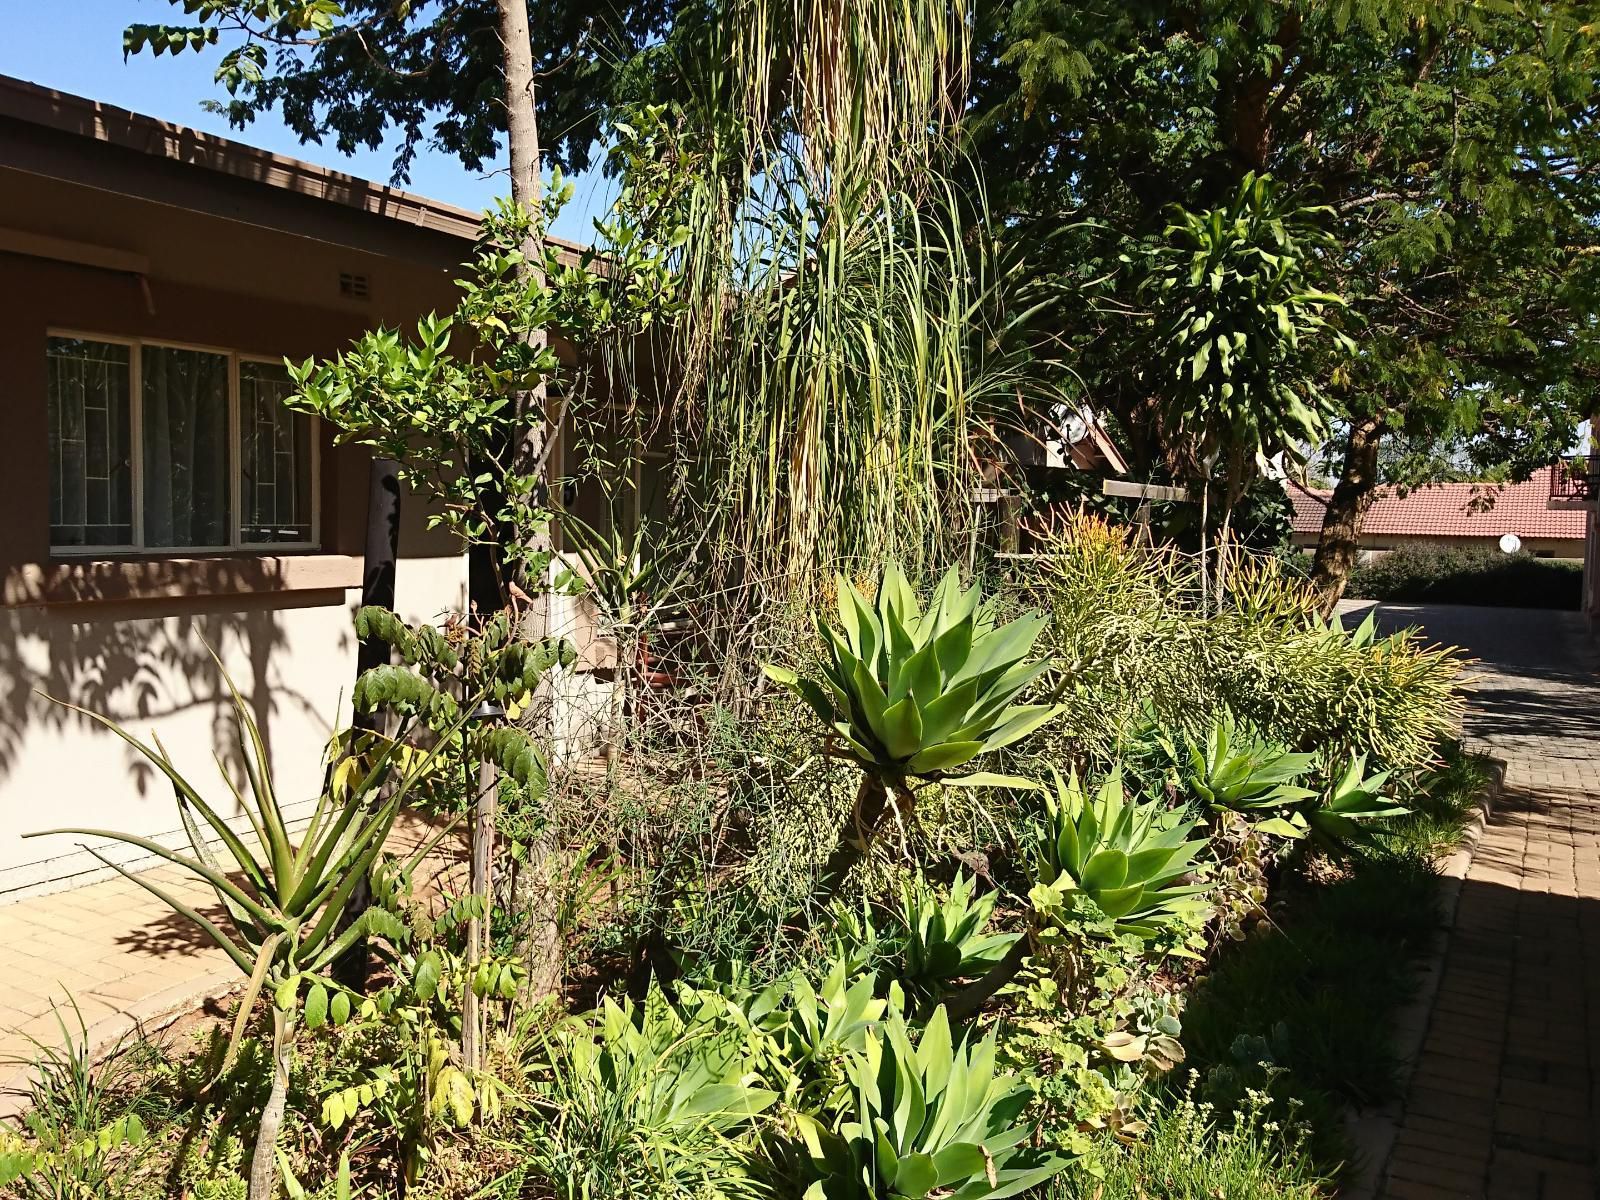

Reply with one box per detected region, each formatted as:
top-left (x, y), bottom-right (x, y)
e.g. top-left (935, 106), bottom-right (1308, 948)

top-left (1307, 752), bottom-right (1409, 851)
top-left (794, 1005), bottom-right (1068, 1199)
top-left (765, 564), bottom-right (1062, 894)
top-left (1030, 768), bottom-right (1211, 940)
top-left (1175, 710), bottom-right (1317, 837)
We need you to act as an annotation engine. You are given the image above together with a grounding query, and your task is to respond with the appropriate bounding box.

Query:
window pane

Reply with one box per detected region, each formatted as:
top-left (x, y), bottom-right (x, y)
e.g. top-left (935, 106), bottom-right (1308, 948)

top-left (142, 346), bottom-right (231, 548)
top-left (48, 338), bottom-right (132, 547)
top-left (239, 360), bottom-right (315, 544)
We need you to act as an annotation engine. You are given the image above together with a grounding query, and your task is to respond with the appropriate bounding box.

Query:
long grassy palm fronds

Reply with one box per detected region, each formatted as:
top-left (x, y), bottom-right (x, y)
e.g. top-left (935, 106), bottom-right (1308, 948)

top-left (643, 0), bottom-right (1053, 596)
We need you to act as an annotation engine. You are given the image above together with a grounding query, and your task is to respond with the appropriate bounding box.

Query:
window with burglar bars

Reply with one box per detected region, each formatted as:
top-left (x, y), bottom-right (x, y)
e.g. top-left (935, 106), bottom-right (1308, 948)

top-left (46, 334), bottom-right (318, 552)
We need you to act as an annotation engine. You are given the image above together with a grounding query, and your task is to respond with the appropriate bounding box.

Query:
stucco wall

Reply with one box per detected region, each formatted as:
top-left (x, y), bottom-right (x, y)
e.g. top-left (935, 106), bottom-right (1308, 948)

top-left (0, 163), bottom-right (472, 898)
top-left (1289, 532), bottom-right (1584, 561)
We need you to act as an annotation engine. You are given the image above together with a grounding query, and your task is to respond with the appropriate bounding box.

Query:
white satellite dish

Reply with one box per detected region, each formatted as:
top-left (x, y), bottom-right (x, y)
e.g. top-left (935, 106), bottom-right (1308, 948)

top-left (1062, 412), bottom-right (1090, 444)
top-left (1499, 533), bottom-right (1523, 554)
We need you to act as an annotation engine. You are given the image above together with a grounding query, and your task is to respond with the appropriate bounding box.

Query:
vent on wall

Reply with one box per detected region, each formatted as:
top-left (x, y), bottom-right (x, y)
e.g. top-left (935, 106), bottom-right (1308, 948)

top-left (339, 271), bottom-right (370, 299)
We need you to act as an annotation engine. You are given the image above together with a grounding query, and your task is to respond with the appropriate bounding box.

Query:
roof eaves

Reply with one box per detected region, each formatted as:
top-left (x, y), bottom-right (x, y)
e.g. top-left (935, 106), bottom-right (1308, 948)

top-left (0, 73), bottom-right (587, 261)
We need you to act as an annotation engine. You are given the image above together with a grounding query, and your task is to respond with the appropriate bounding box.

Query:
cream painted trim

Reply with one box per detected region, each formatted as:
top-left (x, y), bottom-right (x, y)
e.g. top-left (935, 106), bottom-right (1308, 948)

top-left (2, 554), bottom-right (362, 607)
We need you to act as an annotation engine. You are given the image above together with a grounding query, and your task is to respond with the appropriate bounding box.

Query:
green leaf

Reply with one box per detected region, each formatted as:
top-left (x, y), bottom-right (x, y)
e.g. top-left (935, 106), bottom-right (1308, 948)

top-left (275, 974), bottom-right (301, 1012)
top-left (1081, 848), bottom-right (1130, 892)
top-left (303, 982), bottom-right (329, 1030)
top-left (413, 951), bottom-right (442, 1003)
top-left (942, 771), bottom-right (1041, 790)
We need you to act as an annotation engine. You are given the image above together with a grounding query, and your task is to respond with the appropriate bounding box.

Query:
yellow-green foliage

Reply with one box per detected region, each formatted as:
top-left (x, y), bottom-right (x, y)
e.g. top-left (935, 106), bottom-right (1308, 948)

top-left (1028, 513), bottom-right (1463, 773)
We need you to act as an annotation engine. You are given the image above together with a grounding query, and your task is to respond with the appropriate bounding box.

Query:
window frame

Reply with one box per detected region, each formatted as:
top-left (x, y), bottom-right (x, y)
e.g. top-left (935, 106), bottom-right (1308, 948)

top-left (47, 330), bottom-right (320, 556)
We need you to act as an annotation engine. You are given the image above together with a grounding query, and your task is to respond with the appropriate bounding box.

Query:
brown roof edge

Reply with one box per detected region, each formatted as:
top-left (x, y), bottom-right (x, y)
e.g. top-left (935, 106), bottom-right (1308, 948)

top-left (0, 73), bottom-right (587, 258)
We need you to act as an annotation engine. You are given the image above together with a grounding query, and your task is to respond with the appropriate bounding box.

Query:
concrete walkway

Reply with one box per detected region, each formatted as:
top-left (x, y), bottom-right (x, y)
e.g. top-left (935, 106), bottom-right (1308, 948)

top-left (1352, 604), bottom-right (1600, 1200)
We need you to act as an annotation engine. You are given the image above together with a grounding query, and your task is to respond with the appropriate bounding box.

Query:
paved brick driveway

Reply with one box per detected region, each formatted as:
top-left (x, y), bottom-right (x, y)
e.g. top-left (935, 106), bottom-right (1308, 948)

top-left (1351, 603), bottom-right (1600, 1200)
top-left (0, 813), bottom-right (465, 1116)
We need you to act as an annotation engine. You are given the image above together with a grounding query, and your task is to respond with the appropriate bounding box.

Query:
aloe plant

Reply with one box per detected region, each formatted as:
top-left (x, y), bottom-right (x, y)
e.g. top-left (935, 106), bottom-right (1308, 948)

top-left (795, 1005), bottom-right (1067, 1198)
top-left (1029, 768), bottom-right (1211, 940)
top-left (1175, 711), bottom-right (1317, 837)
top-left (766, 565), bottom-right (1062, 895)
top-left (27, 666), bottom-right (469, 1200)
top-left (1308, 753), bottom-right (1409, 852)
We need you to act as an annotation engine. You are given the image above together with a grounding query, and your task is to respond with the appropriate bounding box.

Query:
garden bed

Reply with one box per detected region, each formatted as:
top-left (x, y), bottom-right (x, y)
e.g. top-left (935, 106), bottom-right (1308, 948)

top-left (0, 520), bottom-right (1476, 1200)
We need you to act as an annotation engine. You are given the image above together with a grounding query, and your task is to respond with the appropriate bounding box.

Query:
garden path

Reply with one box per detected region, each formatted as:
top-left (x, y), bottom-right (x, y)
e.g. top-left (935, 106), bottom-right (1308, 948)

top-left (0, 813), bottom-right (465, 1119)
top-left (1349, 602), bottom-right (1600, 1200)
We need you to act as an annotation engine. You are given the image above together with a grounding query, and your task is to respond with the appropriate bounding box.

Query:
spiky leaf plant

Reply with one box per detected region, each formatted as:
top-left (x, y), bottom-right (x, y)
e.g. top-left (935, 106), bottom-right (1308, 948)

top-left (766, 564), bottom-right (1062, 896)
top-left (1030, 768), bottom-right (1212, 941)
top-left (895, 872), bottom-right (1022, 1002)
top-left (793, 1004), bottom-right (1068, 1198)
top-left (1175, 710), bottom-right (1317, 837)
top-left (830, 873), bottom-right (1021, 1004)
top-left (1308, 753), bottom-right (1409, 853)
top-left (529, 985), bottom-right (777, 1198)
top-left (742, 959), bottom-right (889, 1110)
top-left (28, 663), bottom-right (469, 1200)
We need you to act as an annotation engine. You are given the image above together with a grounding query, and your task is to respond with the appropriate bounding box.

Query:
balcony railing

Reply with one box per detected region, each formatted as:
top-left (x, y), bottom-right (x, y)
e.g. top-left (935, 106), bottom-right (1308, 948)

top-left (1551, 455), bottom-right (1598, 503)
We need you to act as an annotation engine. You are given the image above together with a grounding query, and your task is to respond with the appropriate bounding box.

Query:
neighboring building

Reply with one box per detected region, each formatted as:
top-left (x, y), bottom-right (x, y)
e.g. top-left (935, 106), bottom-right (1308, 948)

top-left (0, 77), bottom-right (613, 899)
top-left (1287, 466), bottom-right (1587, 561)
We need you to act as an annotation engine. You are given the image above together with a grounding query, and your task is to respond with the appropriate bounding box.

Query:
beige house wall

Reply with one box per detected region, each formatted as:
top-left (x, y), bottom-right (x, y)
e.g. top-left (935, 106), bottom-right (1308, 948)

top-left (0, 163), bottom-right (474, 898)
top-left (1289, 532), bottom-right (1584, 561)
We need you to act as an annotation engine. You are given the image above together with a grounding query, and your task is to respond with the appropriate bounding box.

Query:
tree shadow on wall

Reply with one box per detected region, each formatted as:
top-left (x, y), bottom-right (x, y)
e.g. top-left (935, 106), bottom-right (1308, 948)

top-left (0, 564), bottom-right (351, 808)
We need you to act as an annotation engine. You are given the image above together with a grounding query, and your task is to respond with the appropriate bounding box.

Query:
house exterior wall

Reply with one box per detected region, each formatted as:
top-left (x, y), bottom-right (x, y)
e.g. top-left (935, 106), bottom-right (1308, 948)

top-left (1288, 531), bottom-right (1584, 561)
top-left (0, 165), bottom-right (471, 898)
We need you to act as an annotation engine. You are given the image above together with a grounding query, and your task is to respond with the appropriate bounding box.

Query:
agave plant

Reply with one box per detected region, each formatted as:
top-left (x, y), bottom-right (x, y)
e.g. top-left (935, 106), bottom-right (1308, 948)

top-left (27, 666), bottom-right (468, 1200)
top-left (742, 959), bottom-right (889, 1109)
top-left (825, 872), bottom-right (1020, 1004)
top-left (1308, 753), bottom-right (1409, 852)
top-left (766, 564), bottom-right (1062, 895)
top-left (896, 873), bottom-right (1023, 1002)
top-left (794, 1005), bottom-right (1067, 1199)
top-left (1029, 768), bottom-right (1212, 941)
top-left (1174, 710), bottom-right (1317, 837)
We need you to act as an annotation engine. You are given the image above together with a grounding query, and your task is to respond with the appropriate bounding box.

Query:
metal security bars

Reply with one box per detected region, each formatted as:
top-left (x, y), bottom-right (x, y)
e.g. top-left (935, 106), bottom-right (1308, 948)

top-left (45, 332), bottom-right (319, 554)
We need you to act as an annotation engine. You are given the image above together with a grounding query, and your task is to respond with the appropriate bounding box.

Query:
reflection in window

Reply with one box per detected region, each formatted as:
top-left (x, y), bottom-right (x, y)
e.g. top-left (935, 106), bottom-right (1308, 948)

top-left (48, 338), bottom-right (133, 548)
top-left (239, 360), bottom-right (314, 544)
top-left (142, 345), bottom-right (232, 548)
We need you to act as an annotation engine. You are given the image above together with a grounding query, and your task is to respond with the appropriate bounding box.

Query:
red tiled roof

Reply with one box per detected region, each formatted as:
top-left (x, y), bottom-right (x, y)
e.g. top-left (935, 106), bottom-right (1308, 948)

top-left (1288, 466), bottom-right (1586, 541)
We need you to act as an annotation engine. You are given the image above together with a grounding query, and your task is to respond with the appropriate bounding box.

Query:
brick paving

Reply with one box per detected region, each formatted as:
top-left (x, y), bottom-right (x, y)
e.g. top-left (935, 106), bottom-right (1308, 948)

top-left (0, 812), bottom-right (465, 1113)
top-left (1352, 603), bottom-right (1600, 1200)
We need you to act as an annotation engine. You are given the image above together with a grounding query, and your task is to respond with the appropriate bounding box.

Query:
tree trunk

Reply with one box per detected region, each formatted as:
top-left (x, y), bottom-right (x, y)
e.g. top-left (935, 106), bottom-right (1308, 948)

top-left (331, 456), bottom-right (403, 993)
top-left (497, 0), bottom-right (563, 1001)
top-left (1310, 415), bottom-right (1385, 616)
top-left (816, 772), bottom-right (916, 902)
top-left (247, 1008), bottom-right (292, 1200)
top-left (498, 0), bottom-right (552, 619)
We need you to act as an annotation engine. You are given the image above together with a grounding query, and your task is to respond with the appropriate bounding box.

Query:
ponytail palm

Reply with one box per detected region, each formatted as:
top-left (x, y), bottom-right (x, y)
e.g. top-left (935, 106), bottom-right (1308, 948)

top-left (767, 565), bottom-right (1061, 895)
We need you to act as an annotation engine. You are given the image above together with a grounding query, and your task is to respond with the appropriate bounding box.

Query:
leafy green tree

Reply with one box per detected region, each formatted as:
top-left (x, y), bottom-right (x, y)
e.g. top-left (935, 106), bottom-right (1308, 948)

top-left (126, 0), bottom-right (688, 630)
top-left (123, 0), bottom-right (679, 181)
top-left (286, 160), bottom-right (681, 607)
top-left (1129, 173), bottom-right (1352, 603)
top-left (970, 0), bottom-right (1600, 607)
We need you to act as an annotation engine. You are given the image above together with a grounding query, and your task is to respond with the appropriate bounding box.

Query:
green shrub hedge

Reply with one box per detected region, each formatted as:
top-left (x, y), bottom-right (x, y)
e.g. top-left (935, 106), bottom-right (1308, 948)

top-left (1347, 543), bottom-right (1581, 609)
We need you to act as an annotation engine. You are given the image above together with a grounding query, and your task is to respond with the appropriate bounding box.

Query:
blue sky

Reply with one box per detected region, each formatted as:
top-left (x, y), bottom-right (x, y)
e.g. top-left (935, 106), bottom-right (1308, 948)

top-left (0, 0), bottom-right (610, 243)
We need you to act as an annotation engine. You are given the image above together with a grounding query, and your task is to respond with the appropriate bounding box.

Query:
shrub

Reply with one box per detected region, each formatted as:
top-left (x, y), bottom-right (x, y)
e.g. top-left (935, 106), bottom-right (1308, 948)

top-left (1025, 513), bottom-right (1464, 774)
top-left (1348, 542), bottom-right (1581, 609)
top-left (1052, 1084), bottom-right (1326, 1199)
